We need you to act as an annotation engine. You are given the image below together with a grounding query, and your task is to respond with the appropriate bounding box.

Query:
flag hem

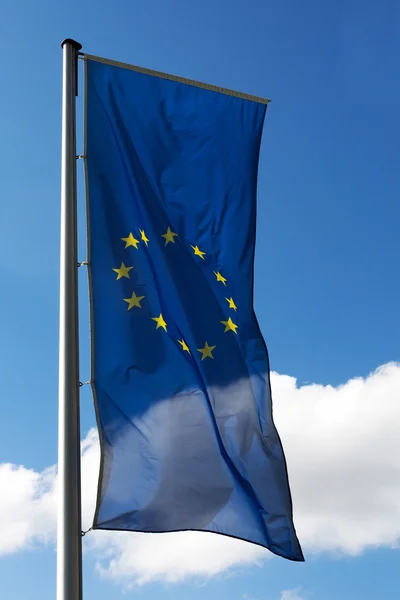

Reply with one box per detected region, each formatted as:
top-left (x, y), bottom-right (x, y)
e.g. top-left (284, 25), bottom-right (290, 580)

top-left (249, 109), bottom-right (304, 562)
top-left (83, 56), bottom-right (110, 530)
top-left (80, 53), bottom-right (271, 105)
top-left (91, 524), bottom-right (304, 562)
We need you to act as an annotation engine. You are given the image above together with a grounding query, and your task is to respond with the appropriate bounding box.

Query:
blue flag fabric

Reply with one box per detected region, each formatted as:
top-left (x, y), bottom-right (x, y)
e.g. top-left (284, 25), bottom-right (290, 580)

top-left (86, 57), bottom-right (303, 561)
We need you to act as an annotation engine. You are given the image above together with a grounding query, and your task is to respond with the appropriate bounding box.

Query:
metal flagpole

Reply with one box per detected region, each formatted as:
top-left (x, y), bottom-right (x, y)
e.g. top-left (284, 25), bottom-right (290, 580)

top-left (58, 38), bottom-right (83, 600)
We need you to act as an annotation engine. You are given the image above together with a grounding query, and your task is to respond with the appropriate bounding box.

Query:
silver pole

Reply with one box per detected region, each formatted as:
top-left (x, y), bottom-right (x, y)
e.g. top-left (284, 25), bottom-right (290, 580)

top-left (57, 38), bottom-right (83, 600)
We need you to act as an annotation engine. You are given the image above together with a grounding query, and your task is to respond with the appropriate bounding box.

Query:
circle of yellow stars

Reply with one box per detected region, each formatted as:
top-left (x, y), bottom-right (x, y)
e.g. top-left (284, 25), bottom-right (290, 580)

top-left (112, 226), bottom-right (239, 360)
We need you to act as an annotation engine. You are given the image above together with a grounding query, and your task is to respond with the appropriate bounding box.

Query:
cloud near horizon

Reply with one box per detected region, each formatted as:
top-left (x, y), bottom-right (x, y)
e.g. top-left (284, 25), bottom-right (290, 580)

top-left (0, 362), bottom-right (399, 586)
top-left (280, 589), bottom-right (306, 600)
top-left (244, 590), bottom-right (306, 600)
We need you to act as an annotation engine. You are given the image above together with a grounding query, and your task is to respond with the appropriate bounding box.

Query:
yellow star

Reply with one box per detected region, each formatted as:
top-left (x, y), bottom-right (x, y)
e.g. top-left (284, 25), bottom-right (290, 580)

top-left (152, 313), bottom-right (167, 331)
top-left (121, 232), bottom-right (140, 249)
top-left (225, 297), bottom-right (237, 311)
top-left (139, 229), bottom-right (149, 246)
top-left (221, 317), bottom-right (238, 334)
top-left (214, 271), bottom-right (227, 286)
top-left (161, 227), bottom-right (178, 245)
top-left (178, 339), bottom-right (190, 354)
top-left (124, 291), bottom-right (145, 310)
top-left (191, 245), bottom-right (206, 260)
top-left (112, 262), bottom-right (133, 280)
top-left (197, 341), bottom-right (216, 361)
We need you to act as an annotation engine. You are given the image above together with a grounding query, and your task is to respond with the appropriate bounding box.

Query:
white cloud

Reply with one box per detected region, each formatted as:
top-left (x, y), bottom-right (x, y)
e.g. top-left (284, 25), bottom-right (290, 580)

top-left (91, 529), bottom-right (263, 587)
top-left (273, 362), bottom-right (400, 555)
top-left (0, 362), bottom-right (399, 587)
top-left (243, 594), bottom-right (259, 600)
top-left (0, 463), bottom-right (56, 554)
top-left (280, 588), bottom-right (305, 600)
top-left (243, 588), bottom-right (305, 600)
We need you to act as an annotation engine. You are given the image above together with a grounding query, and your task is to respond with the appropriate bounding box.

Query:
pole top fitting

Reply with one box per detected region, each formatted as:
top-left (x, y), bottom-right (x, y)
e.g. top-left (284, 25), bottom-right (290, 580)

top-left (61, 39), bottom-right (82, 50)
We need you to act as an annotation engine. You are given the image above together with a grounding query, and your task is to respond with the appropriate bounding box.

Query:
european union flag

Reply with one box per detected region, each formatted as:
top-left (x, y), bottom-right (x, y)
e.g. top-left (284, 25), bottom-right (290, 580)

top-left (86, 56), bottom-right (303, 561)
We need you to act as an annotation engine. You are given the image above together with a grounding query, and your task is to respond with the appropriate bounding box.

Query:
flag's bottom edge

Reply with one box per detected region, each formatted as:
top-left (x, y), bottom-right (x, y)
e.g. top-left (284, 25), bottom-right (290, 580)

top-left (91, 524), bottom-right (305, 562)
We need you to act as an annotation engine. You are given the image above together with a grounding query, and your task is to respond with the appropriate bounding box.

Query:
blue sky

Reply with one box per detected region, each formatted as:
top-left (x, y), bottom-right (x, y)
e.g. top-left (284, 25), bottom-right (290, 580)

top-left (0, 1), bottom-right (399, 599)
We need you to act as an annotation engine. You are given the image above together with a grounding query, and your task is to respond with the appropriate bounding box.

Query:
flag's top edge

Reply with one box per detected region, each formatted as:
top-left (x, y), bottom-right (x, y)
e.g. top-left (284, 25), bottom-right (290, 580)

top-left (81, 53), bottom-right (271, 105)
